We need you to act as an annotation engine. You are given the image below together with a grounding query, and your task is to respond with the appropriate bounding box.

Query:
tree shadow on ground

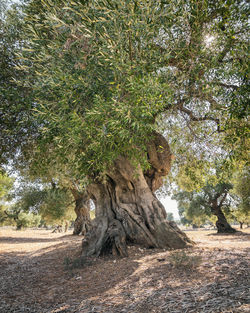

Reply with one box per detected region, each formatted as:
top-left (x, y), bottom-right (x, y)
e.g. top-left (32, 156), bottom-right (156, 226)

top-left (0, 234), bottom-right (76, 244)
top-left (0, 236), bottom-right (140, 313)
top-left (206, 231), bottom-right (250, 241)
top-left (0, 230), bottom-right (249, 313)
top-left (72, 248), bottom-right (249, 313)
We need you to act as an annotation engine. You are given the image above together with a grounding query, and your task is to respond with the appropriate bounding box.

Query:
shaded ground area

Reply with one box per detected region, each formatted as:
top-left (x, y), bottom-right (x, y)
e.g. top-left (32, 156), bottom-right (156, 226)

top-left (0, 228), bottom-right (249, 313)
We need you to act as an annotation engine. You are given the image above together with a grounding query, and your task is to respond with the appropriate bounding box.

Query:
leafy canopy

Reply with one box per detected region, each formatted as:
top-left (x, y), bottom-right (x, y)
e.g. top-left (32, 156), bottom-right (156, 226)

top-left (2, 0), bottom-right (248, 184)
top-left (0, 1), bottom-right (37, 164)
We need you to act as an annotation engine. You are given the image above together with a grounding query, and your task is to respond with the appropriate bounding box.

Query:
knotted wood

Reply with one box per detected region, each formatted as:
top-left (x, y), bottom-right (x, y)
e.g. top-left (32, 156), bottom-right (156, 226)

top-left (82, 133), bottom-right (192, 257)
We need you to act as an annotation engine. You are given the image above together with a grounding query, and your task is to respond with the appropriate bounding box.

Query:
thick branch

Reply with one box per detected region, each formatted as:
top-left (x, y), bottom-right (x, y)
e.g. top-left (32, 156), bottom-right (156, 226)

top-left (179, 103), bottom-right (219, 122)
top-left (177, 102), bottom-right (224, 133)
top-left (218, 192), bottom-right (228, 209)
top-left (217, 38), bottom-right (235, 63)
top-left (213, 82), bottom-right (240, 90)
top-left (145, 132), bottom-right (172, 192)
top-left (4, 209), bottom-right (20, 221)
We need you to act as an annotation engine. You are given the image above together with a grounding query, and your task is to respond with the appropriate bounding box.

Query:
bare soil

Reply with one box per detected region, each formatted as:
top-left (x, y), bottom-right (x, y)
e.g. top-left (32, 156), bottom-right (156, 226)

top-left (0, 227), bottom-right (249, 313)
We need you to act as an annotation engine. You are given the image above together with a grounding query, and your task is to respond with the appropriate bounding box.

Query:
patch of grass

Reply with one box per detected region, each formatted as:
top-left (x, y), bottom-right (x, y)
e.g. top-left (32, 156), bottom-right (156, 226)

top-left (168, 250), bottom-right (202, 269)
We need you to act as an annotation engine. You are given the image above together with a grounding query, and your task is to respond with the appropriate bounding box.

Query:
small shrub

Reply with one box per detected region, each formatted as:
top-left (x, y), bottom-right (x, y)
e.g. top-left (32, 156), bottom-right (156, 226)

top-left (168, 250), bottom-right (202, 269)
top-left (16, 212), bottom-right (41, 230)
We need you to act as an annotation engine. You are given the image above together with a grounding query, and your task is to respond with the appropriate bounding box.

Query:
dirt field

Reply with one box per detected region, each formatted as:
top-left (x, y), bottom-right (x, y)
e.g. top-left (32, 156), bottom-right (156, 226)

top-left (0, 227), bottom-right (249, 313)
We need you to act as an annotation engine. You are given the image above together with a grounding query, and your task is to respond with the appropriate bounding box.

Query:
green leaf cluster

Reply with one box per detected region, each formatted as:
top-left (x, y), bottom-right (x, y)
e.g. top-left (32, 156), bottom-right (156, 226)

top-left (1, 0), bottom-right (248, 194)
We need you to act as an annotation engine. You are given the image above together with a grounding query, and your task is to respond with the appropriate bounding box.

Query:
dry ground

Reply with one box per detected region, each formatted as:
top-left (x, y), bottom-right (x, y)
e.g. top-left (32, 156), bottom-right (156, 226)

top-left (0, 227), bottom-right (249, 313)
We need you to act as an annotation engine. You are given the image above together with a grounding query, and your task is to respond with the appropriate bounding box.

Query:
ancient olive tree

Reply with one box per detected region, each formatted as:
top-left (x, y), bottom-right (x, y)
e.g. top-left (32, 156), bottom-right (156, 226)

top-left (18, 0), bottom-right (248, 256)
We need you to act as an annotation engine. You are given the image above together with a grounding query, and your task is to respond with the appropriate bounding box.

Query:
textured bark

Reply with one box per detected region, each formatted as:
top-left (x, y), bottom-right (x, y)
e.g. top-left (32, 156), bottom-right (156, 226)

top-left (213, 207), bottom-right (236, 233)
top-left (81, 133), bottom-right (192, 257)
top-left (71, 190), bottom-right (92, 236)
top-left (144, 132), bottom-right (173, 192)
top-left (209, 189), bottom-right (236, 234)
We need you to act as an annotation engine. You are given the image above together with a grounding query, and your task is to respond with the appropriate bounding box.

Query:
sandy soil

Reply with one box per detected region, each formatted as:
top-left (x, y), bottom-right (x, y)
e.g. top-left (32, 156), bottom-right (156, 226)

top-left (0, 227), bottom-right (249, 313)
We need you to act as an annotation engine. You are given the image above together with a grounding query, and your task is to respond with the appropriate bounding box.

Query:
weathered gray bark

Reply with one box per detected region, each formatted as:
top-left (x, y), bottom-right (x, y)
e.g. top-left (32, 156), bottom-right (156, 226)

top-left (71, 190), bottom-right (92, 236)
top-left (81, 133), bottom-right (192, 257)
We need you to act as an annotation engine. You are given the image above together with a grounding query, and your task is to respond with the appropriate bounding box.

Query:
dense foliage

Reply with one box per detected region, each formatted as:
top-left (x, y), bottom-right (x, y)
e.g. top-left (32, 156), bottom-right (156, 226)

top-left (0, 1), bottom-right (37, 164)
top-left (230, 167), bottom-right (250, 227)
top-left (8, 0), bottom-right (247, 183)
top-left (0, 172), bottom-right (76, 228)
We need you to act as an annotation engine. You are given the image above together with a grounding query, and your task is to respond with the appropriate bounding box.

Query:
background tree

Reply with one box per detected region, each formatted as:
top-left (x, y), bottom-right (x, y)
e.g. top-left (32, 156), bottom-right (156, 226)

top-left (0, 176), bottom-right (43, 229)
top-left (4, 208), bottom-right (41, 230)
top-left (39, 187), bottom-right (75, 229)
top-left (177, 206), bottom-right (194, 228)
top-left (0, 171), bottom-right (14, 225)
top-left (177, 203), bottom-right (208, 229)
top-left (2, 175), bottom-right (76, 230)
top-left (174, 182), bottom-right (236, 233)
top-left (232, 209), bottom-right (250, 229)
top-left (230, 167), bottom-right (250, 228)
top-left (19, 149), bottom-right (92, 235)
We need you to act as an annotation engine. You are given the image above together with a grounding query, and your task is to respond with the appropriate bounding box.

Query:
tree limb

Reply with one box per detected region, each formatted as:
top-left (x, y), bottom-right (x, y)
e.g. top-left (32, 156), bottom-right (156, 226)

top-left (177, 101), bottom-right (224, 133)
top-left (217, 39), bottom-right (235, 63)
top-left (218, 192), bottom-right (228, 209)
top-left (178, 103), bottom-right (218, 122)
top-left (213, 82), bottom-right (240, 90)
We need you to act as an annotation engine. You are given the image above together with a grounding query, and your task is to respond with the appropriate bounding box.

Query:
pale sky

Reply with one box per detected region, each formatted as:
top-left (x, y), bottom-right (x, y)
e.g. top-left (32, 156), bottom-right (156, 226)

top-left (161, 197), bottom-right (179, 220)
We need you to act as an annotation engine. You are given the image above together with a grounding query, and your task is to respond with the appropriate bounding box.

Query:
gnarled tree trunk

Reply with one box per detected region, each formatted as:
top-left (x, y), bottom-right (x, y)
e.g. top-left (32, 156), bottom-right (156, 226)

top-left (210, 193), bottom-right (236, 233)
top-left (82, 133), bottom-right (192, 257)
top-left (213, 207), bottom-right (236, 233)
top-left (71, 189), bottom-right (92, 236)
